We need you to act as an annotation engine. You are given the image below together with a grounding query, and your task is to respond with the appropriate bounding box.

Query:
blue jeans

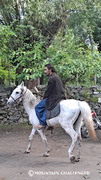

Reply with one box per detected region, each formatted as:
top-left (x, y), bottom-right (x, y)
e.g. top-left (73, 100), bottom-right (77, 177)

top-left (35, 98), bottom-right (47, 127)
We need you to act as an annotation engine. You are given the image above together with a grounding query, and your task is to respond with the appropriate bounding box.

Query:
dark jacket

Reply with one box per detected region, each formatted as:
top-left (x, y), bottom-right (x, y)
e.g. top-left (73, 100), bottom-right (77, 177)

top-left (43, 73), bottom-right (66, 110)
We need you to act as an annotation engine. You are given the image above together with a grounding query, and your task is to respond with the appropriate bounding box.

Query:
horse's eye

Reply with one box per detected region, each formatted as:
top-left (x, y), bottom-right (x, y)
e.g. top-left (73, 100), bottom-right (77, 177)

top-left (16, 92), bottom-right (19, 94)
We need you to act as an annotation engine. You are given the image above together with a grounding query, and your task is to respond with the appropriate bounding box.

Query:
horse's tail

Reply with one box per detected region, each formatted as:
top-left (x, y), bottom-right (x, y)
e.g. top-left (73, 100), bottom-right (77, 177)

top-left (79, 101), bottom-right (97, 140)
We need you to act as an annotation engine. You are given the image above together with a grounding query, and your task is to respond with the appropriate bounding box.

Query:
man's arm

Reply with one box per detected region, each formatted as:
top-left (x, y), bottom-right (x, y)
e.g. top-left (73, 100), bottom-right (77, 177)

top-left (43, 79), bottom-right (55, 99)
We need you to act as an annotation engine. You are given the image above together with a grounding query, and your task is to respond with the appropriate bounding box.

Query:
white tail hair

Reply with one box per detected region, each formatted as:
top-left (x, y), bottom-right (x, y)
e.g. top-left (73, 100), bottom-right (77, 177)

top-left (79, 101), bottom-right (97, 140)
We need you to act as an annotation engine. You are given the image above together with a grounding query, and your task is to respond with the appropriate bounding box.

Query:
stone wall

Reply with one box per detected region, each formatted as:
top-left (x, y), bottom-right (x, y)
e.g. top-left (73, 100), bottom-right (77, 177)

top-left (0, 87), bottom-right (28, 124)
top-left (0, 85), bottom-right (101, 124)
top-left (65, 85), bottom-right (101, 120)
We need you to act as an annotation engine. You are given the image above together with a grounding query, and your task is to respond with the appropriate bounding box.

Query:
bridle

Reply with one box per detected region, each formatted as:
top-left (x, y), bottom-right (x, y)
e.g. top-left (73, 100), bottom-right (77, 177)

top-left (10, 88), bottom-right (27, 104)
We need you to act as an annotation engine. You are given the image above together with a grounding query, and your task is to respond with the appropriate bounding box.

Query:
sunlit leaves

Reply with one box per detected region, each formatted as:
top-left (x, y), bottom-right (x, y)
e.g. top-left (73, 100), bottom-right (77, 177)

top-left (46, 29), bottom-right (101, 85)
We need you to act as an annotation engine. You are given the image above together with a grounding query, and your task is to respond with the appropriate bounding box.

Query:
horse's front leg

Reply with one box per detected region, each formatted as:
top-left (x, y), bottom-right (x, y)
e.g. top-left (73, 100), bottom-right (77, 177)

top-left (38, 129), bottom-right (50, 157)
top-left (25, 127), bottom-right (36, 153)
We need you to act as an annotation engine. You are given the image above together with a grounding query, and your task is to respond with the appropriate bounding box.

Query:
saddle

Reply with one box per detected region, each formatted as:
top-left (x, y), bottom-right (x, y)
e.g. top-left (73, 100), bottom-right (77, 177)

top-left (46, 103), bottom-right (60, 119)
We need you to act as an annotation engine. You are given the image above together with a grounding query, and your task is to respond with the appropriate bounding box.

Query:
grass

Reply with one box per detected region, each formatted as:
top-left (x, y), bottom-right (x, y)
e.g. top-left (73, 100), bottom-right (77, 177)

top-left (0, 122), bottom-right (32, 132)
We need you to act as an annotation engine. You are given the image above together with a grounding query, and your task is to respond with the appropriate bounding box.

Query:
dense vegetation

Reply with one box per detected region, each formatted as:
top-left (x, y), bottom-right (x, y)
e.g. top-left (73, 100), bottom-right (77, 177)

top-left (0, 0), bottom-right (101, 87)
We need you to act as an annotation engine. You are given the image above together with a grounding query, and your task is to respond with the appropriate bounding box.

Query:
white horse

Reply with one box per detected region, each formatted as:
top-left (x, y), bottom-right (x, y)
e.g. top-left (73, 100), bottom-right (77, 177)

top-left (7, 82), bottom-right (97, 162)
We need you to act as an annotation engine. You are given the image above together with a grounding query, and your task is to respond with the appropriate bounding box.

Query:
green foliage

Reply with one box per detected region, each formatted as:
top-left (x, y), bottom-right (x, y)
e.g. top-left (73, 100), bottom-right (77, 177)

top-left (0, 65), bottom-right (8, 83)
top-left (11, 41), bottom-right (46, 83)
top-left (0, 25), bottom-right (16, 84)
top-left (0, 25), bottom-right (16, 55)
top-left (46, 29), bottom-right (101, 85)
top-left (90, 97), bottom-right (98, 103)
top-left (0, 0), bottom-right (101, 86)
top-left (0, 58), bottom-right (15, 84)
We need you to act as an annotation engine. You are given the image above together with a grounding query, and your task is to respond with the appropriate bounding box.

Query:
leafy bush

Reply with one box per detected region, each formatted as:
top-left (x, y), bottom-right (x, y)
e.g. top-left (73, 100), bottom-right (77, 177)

top-left (45, 29), bottom-right (101, 85)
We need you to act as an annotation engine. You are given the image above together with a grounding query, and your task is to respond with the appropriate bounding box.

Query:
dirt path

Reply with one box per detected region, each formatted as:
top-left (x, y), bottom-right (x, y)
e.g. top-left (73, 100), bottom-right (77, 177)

top-left (0, 125), bottom-right (101, 180)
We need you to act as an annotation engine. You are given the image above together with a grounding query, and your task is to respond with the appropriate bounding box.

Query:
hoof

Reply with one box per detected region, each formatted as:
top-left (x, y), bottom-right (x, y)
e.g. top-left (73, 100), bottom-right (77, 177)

top-left (24, 150), bottom-right (30, 154)
top-left (70, 156), bottom-right (80, 163)
top-left (43, 154), bottom-right (49, 157)
top-left (70, 156), bottom-right (76, 163)
top-left (43, 151), bottom-right (50, 157)
top-left (76, 156), bottom-right (80, 162)
top-left (75, 158), bottom-right (80, 162)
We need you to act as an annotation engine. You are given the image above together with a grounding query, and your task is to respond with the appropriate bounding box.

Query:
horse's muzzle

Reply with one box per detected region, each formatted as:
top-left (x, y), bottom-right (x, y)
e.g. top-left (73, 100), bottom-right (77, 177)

top-left (7, 100), bottom-right (13, 107)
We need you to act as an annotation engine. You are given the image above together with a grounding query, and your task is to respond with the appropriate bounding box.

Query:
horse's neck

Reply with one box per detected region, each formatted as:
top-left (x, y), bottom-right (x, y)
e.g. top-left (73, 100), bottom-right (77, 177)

top-left (22, 88), bottom-right (38, 116)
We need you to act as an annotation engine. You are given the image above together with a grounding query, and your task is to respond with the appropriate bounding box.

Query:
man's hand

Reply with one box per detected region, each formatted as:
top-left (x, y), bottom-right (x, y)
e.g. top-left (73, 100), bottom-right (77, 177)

top-left (40, 97), bottom-right (43, 100)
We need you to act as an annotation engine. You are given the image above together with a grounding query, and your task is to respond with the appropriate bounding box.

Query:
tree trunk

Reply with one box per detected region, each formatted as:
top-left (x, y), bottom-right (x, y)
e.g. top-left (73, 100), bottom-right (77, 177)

top-left (94, 74), bottom-right (97, 85)
top-left (8, 60), bottom-right (11, 86)
top-left (25, 78), bottom-right (40, 89)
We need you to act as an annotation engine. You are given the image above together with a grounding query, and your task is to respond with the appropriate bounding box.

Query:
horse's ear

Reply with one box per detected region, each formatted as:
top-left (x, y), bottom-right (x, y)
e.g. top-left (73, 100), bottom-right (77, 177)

top-left (20, 81), bottom-right (24, 87)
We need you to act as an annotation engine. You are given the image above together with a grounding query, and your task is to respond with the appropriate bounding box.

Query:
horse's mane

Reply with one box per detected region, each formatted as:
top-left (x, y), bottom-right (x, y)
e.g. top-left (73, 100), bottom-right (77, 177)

top-left (24, 87), bottom-right (40, 107)
top-left (27, 88), bottom-right (36, 100)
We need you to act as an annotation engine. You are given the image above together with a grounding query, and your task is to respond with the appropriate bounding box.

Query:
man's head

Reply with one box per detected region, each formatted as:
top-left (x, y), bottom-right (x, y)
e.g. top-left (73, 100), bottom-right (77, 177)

top-left (44, 64), bottom-right (55, 76)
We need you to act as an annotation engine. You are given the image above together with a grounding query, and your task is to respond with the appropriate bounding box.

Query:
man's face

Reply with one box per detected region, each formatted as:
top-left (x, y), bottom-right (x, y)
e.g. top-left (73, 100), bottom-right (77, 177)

top-left (44, 67), bottom-right (52, 76)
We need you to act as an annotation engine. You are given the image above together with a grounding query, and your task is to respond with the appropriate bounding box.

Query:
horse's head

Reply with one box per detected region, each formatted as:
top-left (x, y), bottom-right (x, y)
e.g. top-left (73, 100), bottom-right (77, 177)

top-left (7, 81), bottom-right (26, 106)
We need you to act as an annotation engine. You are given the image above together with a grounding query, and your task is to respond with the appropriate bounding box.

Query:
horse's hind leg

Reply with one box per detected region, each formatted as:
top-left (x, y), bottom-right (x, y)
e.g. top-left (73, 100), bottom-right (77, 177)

top-left (25, 127), bottom-right (36, 153)
top-left (63, 125), bottom-right (78, 163)
top-left (74, 114), bottom-right (83, 160)
top-left (76, 137), bottom-right (81, 161)
top-left (38, 129), bottom-right (50, 157)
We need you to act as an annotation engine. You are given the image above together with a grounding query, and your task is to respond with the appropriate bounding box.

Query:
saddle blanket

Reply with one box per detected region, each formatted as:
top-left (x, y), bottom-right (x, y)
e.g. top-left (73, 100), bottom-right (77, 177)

top-left (46, 103), bottom-right (60, 119)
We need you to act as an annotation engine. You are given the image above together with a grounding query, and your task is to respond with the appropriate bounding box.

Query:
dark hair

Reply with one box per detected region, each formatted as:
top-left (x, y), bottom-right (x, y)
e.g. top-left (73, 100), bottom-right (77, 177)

top-left (45, 64), bottom-right (55, 72)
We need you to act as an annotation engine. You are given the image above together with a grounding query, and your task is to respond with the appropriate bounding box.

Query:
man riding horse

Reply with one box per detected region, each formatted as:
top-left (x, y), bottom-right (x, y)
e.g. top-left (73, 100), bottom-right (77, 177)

top-left (35, 64), bottom-right (66, 130)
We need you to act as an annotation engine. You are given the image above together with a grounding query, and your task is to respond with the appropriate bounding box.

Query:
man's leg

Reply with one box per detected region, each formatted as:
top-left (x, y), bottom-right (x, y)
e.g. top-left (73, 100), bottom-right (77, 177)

top-left (35, 98), bottom-right (47, 129)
